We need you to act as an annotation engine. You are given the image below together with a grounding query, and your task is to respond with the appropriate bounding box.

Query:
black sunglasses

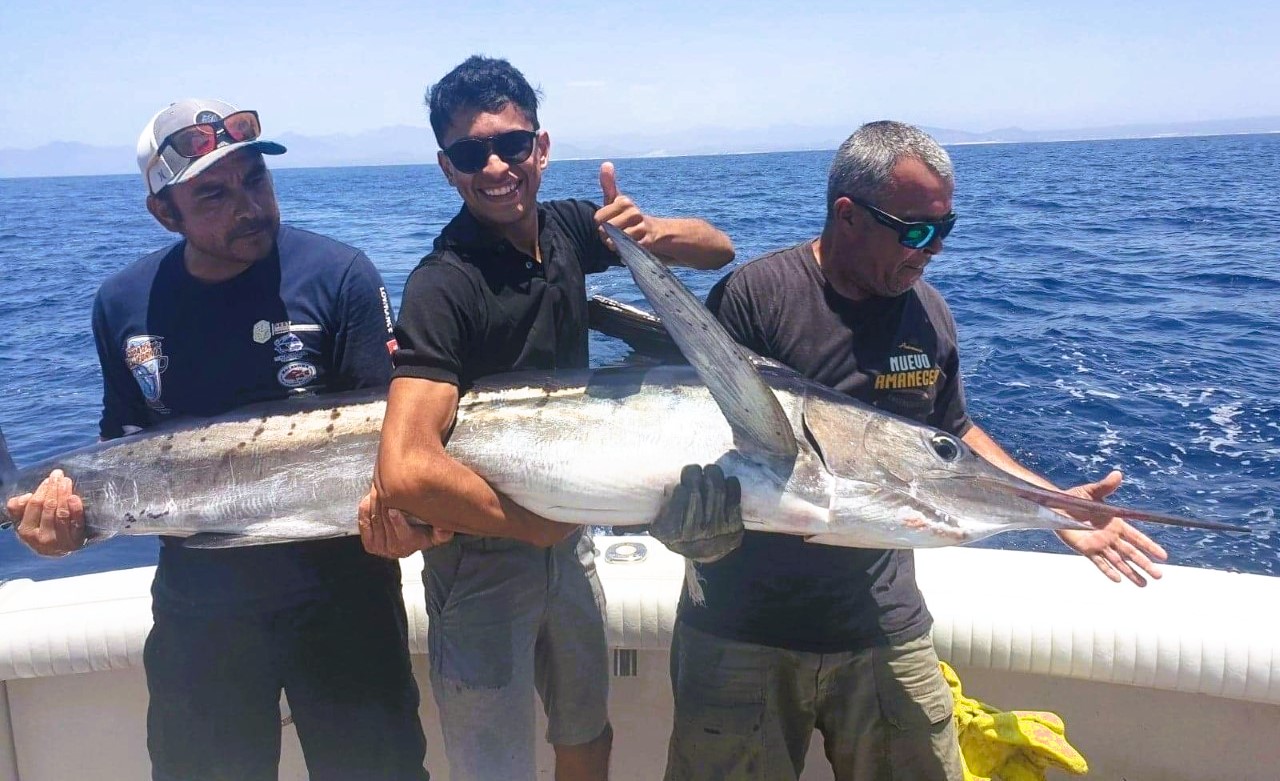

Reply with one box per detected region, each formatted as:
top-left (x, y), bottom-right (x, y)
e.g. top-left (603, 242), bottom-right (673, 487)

top-left (849, 197), bottom-right (957, 249)
top-left (442, 129), bottom-right (538, 174)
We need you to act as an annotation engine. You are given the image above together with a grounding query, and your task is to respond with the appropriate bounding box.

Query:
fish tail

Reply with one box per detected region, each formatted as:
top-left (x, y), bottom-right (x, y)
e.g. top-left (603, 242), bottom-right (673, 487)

top-left (0, 426), bottom-right (15, 491)
top-left (0, 426), bottom-right (16, 530)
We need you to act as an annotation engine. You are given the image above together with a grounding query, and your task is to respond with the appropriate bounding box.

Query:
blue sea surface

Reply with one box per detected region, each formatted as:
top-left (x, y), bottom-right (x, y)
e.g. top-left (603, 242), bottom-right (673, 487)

top-left (1, 134), bottom-right (1277, 581)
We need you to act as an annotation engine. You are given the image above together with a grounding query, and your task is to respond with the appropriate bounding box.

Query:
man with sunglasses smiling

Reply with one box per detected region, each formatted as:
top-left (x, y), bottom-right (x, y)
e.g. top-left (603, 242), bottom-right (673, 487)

top-left (355, 56), bottom-right (736, 781)
top-left (663, 121), bottom-right (1170, 781)
top-left (6, 98), bottom-right (429, 781)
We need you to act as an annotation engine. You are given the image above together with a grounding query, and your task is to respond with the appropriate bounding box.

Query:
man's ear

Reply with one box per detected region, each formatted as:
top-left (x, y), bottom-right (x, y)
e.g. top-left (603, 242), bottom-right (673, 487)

top-left (829, 194), bottom-right (860, 227)
top-left (833, 195), bottom-right (856, 225)
top-left (147, 193), bottom-right (182, 234)
top-left (537, 129), bottom-right (550, 171)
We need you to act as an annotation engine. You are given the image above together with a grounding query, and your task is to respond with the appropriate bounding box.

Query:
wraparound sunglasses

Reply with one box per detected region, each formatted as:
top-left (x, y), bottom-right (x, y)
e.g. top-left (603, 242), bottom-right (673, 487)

top-left (849, 197), bottom-right (957, 249)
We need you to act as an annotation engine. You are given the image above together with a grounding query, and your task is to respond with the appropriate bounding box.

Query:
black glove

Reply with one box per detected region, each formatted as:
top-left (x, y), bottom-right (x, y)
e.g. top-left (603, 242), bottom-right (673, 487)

top-left (647, 464), bottom-right (744, 563)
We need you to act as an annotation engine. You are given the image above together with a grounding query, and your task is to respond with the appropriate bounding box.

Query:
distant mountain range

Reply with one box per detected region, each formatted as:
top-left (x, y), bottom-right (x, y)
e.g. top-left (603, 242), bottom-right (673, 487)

top-left (3, 116), bottom-right (1278, 179)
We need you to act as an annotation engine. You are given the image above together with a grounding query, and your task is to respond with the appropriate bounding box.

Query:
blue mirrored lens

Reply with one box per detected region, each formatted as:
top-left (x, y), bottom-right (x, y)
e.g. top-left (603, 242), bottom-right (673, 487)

top-left (901, 225), bottom-right (935, 249)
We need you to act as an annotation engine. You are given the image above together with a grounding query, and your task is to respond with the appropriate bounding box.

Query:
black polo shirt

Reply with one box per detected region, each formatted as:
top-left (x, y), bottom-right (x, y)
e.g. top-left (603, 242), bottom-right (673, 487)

top-left (393, 200), bottom-right (620, 388)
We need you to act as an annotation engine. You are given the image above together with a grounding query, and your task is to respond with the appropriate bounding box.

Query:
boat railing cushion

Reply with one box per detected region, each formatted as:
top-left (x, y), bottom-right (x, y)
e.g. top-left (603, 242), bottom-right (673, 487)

top-left (1, 539), bottom-right (1276, 706)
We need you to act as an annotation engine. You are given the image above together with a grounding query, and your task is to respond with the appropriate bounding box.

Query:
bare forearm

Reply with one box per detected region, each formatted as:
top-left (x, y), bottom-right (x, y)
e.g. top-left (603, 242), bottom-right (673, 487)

top-left (647, 217), bottom-right (735, 269)
top-left (963, 424), bottom-right (1164, 587)
top-left (377, 377), bottom-right (576, 547)
top-left (962, 425), bottom-right (1058, 490)
top-left (378, 448), bottom-right (574, 547)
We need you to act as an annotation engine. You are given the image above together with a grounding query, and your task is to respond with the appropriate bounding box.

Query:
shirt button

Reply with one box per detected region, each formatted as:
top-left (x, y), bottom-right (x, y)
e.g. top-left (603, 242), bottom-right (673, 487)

top-left (525, 262), bottom-right (533, 269)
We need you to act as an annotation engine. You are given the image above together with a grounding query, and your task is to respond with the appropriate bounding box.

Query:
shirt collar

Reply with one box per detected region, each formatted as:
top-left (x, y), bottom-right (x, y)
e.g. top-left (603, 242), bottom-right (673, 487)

top-left (434, 203), bottom-right (548, 258)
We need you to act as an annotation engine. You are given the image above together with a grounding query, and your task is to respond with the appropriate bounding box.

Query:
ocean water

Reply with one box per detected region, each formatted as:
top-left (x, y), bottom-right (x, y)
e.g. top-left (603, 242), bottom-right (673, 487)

top-left (1, 134), bottom-right (1277, 582)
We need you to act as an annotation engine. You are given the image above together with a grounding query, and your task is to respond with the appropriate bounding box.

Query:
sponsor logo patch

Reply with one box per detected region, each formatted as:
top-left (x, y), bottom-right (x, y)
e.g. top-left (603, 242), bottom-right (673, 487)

top-left (124, 334), bottom-right (170, 408)
top-left (194, 110), bottom-right (222, 124)
top-left (273, 332), bottom-right (321, 363)
top-left (277, 361), bottom-right (318, 388)
top-left (273, 333), bottom-right (306, 356)
top-left (253, 320), bottom-right (322, 344)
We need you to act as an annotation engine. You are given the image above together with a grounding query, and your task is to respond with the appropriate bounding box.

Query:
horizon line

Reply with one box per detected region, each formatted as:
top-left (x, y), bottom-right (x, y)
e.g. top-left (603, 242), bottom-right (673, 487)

top-left (2, 129), bottom-right (1278, 183)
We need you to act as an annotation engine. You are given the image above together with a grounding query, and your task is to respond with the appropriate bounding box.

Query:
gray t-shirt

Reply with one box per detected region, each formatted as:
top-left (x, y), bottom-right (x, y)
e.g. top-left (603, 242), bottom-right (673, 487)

top-left (677, 240), bottom-right (971, 652)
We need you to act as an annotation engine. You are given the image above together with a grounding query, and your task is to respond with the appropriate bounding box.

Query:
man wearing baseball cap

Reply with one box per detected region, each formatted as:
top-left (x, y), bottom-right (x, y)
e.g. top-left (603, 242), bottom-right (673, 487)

top-left (6, 98), bottom-right (430, 780)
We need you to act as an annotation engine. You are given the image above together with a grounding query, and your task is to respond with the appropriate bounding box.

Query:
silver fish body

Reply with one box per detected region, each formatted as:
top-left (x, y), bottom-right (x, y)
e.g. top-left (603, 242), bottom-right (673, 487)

top-left (452, 364), bottom-right (1076, 546)
top-left (2, 395), bottom-right (386, 545)
top-left (0, 364), bottom-right (1114, 548)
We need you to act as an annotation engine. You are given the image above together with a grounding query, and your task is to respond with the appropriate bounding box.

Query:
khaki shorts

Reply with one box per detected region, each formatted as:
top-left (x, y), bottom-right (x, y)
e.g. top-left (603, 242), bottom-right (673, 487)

top-left (665, 623), bottom-right (963, 781)
top-left (425, 529), bottom-right (610, 780)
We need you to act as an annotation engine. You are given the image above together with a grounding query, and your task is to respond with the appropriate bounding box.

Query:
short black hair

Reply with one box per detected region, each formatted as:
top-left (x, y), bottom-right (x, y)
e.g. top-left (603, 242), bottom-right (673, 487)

top-left (426, 55), bottom-right (541, 146)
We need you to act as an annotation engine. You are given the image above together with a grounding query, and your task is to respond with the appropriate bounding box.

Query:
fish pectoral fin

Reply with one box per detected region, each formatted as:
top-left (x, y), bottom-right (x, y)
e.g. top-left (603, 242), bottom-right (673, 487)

top-left (180, 532), bottom-right (344, 549)
top-left (84, 528), bottom-right (119, 546)
top-left (603, 224), bottom-right (798, 463)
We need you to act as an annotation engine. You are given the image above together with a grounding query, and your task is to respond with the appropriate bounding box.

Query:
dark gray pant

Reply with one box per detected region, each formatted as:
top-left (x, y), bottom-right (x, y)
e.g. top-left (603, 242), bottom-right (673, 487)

top-left (665, 623), bottom-right (963, 781)
top-left (145, 576), bottom-right (428, 781)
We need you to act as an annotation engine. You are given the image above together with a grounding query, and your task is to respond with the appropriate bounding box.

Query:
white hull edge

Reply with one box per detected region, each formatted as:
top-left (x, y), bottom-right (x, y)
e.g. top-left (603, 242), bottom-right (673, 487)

top-left (2, 538), bottom-right (1278, 780)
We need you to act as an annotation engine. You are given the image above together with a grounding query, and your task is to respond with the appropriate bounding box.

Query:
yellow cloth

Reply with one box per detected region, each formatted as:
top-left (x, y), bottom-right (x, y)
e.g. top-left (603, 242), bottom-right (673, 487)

top-left (941, 662), bottom-right (1089, 781)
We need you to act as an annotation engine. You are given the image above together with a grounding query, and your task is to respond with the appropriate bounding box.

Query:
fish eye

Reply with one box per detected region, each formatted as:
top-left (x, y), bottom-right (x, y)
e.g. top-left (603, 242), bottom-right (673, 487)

top-left (930, 433), bottom-right (961, 462)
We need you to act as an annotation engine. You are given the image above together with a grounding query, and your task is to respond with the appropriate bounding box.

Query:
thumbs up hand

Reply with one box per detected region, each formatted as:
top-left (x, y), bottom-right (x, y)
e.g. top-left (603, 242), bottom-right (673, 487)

top-left (594, 161), bottom-right (652, 251)
top-left (600, 160), bottom-right (620, 205)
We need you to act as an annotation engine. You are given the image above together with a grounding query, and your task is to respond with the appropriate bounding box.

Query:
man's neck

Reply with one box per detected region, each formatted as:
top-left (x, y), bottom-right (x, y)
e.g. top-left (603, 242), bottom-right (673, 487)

top-left (485, 210), bottom-right (541, 262)
top-left (813, 227), bottom-right (870, 302)
top-left (183, 245), bottom-right (259, 284)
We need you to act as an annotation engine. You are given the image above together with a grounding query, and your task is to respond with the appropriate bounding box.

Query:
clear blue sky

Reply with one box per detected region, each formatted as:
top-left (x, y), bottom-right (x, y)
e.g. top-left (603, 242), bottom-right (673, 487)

top-left (2, 0), bottom-right (1277, 150)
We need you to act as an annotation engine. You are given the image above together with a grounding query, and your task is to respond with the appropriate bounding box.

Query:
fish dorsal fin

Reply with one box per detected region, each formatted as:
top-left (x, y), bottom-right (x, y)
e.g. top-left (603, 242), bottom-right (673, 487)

top-left (604, 225), bottom-right (797, 462)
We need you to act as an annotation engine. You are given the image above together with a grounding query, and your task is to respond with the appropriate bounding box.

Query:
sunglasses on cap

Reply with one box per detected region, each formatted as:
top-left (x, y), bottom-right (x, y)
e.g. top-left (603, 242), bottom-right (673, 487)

top-left (157, 110), bottom-right (263, 159)
top-left (441, 129), bottom-right (538, 174)
top-left (849, 197), bottom-right (957, 249)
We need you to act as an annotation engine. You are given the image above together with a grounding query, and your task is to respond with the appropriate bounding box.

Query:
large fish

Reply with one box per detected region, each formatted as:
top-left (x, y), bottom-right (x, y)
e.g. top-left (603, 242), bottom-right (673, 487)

top-left (0, 228), bottom-right (1237, 550)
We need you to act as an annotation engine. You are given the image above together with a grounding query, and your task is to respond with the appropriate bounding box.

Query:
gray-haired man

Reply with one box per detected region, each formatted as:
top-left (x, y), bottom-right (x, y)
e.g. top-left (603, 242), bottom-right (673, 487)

top-left (664, 120), bottom-right (1169, 780)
